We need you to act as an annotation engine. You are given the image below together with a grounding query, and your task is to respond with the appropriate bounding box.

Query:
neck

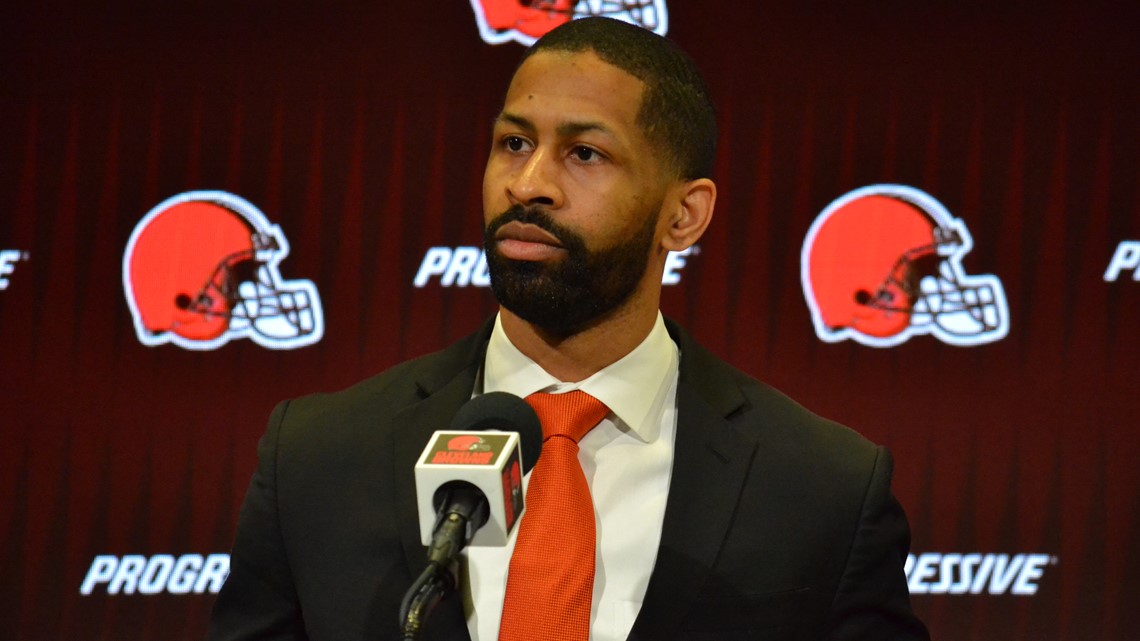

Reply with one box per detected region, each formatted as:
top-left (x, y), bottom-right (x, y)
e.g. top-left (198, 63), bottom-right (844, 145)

top-left (499, 296), bottom-right (659, 383)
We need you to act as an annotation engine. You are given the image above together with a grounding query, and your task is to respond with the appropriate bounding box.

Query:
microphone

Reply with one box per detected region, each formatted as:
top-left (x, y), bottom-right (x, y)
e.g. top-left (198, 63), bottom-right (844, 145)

top-left (415, 392), bottom-right (543, 554)
top-left (400, 392), bottom-right (542, 639)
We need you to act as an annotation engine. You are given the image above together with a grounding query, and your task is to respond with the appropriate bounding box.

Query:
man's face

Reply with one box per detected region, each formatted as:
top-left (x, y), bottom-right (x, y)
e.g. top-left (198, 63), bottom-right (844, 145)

top-left (483, 50), bottom-right (673, 336)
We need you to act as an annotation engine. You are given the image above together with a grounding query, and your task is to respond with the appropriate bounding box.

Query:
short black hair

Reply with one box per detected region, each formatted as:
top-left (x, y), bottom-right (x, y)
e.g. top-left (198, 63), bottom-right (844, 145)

top-left (522, 17), bottom-right (717, 180)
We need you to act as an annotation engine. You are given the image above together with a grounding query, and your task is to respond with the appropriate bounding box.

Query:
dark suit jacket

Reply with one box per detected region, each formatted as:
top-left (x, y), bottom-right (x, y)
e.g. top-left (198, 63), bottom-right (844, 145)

top-left (208, 319), bottom-right (929, 640)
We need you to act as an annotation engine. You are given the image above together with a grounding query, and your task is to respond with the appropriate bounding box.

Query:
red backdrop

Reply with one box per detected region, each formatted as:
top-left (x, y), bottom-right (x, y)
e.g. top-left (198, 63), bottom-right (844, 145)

top-left (2, 2), bottom-right (1138, 639)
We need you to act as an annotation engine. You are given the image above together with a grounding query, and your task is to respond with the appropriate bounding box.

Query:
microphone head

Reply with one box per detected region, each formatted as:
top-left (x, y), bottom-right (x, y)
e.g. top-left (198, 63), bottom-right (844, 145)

top-left (451, 392), bottom-right (542, 474)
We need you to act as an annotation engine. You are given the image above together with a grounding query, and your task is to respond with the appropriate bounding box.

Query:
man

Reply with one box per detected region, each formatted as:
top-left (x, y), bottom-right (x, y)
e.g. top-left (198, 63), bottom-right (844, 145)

top-left (209, 17), bottom-right (929, 641)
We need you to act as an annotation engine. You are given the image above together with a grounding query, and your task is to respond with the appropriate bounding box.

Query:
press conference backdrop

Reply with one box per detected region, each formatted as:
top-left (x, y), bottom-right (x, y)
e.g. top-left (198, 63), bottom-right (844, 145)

top-left (2, 2), bottom-right (1137, 639)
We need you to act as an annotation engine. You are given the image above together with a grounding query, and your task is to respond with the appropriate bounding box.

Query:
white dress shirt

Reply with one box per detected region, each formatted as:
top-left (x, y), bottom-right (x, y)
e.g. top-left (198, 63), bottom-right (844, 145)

top-left (463, 313), bottom-right (680, 641)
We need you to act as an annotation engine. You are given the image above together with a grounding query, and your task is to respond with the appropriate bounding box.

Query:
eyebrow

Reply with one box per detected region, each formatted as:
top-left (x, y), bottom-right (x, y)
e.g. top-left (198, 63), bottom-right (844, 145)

top-left (495, 112), bottom-right (616, 139)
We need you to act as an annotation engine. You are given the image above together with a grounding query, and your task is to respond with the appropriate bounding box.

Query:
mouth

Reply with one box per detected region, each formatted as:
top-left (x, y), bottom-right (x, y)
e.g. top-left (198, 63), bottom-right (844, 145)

top-left (493, 221), bottom-right (567, 261)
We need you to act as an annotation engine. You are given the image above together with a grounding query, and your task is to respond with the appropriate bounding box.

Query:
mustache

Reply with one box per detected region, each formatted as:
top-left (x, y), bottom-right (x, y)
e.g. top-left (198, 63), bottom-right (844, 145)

top-left (485, 204), bottom-right (573, 246)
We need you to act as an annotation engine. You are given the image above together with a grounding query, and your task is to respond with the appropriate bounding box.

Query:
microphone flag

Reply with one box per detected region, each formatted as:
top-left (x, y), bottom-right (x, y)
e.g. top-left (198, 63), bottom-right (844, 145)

top-left (414, 430), bottom-right (525, 547)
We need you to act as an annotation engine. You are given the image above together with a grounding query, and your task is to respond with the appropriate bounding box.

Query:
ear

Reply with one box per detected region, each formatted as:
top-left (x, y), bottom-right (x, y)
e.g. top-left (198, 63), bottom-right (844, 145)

top-left (660, 178), bottom-right (716, 252)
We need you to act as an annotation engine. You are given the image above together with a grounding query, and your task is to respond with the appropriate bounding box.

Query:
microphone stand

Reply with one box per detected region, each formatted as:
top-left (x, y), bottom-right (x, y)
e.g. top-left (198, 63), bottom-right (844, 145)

top-left (399, 486), bottom-right (488, 640)
top-left (398, 562), bottom-right (454, 641)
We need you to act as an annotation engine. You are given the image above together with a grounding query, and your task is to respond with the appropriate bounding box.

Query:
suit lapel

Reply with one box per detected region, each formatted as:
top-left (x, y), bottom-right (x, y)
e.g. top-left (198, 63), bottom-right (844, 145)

top-left (390, 320), bottom-right (494, 641)
top-left (629, 322), bottom-right (760, 640)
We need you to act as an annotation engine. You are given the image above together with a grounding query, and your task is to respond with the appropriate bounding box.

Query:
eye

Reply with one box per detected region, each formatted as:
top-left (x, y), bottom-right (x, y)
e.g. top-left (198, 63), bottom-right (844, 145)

top-left (570, 145), bottom-right (604, 163)
top-left (504, 135), bottom-right (530, 153)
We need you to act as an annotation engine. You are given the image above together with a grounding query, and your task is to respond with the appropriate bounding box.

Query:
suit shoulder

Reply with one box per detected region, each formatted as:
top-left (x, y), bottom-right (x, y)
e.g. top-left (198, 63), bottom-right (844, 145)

top-left (272, 323), bottom-right (490, 434)
top-left (723, 363), bottom-right (863, 434)
top-left (689, 361), bottom-right (891, 534)
top-left (280, 351), bottom-right (423, 424)
top-left (671, 322), bottom-right (881, 476)
top-left (743, 368), bottom-right (875, 442)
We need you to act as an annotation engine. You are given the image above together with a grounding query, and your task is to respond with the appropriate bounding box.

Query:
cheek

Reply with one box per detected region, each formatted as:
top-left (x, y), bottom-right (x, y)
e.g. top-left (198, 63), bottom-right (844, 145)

top-left (591, 194), bottom-right (662, 247)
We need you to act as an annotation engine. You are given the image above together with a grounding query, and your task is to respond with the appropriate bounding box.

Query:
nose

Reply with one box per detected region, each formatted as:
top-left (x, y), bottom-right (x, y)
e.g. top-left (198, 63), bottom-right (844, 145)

top-left (507, 148), bottom-right (564, 209)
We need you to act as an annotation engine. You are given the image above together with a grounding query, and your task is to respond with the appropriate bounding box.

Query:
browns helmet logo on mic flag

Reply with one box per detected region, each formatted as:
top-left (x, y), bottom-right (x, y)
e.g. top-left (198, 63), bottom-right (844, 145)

top-left (425, 432), bottom-right (512, 465)
top-left (446, 435), bottom-right (492, 452)
top-left (123, 191), bottom-right (325, 351)
top-left (801, 184), bottom-right (1010, 348)
top-left (469, 0), bottom-right (669, 46)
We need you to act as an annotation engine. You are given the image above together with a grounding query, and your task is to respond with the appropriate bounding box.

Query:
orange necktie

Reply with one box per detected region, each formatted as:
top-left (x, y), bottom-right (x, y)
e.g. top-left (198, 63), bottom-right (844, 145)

top-left (499, 390), bottom-right (610, 641)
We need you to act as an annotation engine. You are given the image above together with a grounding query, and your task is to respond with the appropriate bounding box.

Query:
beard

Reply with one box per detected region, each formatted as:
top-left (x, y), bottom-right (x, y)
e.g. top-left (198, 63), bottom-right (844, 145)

top-left (483, 203), bottom-right (659, 337)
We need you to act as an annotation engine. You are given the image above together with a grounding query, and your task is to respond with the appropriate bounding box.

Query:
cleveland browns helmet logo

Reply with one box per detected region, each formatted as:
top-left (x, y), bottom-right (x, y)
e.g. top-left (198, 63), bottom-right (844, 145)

top-left (801, 185), bottom-right (1009, 348)
top-left (469, 0), bottom-right (668, 46)
top-left (447, 435), bottom-right (492, 452)
top-left (123, 191), bottom-right (324, 350)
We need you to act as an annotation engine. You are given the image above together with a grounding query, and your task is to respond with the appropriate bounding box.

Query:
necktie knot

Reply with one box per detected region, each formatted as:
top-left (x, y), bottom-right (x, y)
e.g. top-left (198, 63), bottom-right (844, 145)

top-left (525, 390), bottom-right (609, 443)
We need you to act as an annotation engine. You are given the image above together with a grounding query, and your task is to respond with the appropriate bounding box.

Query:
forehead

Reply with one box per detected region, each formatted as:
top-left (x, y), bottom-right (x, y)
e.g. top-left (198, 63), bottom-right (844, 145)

top-left (502, 50), bottom-right (646, 135)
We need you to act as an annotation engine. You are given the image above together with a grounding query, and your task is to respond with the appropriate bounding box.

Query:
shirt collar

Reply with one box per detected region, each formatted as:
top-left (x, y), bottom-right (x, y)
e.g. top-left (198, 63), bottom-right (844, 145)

top-left (483, 312), bottom-right (679, 443)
